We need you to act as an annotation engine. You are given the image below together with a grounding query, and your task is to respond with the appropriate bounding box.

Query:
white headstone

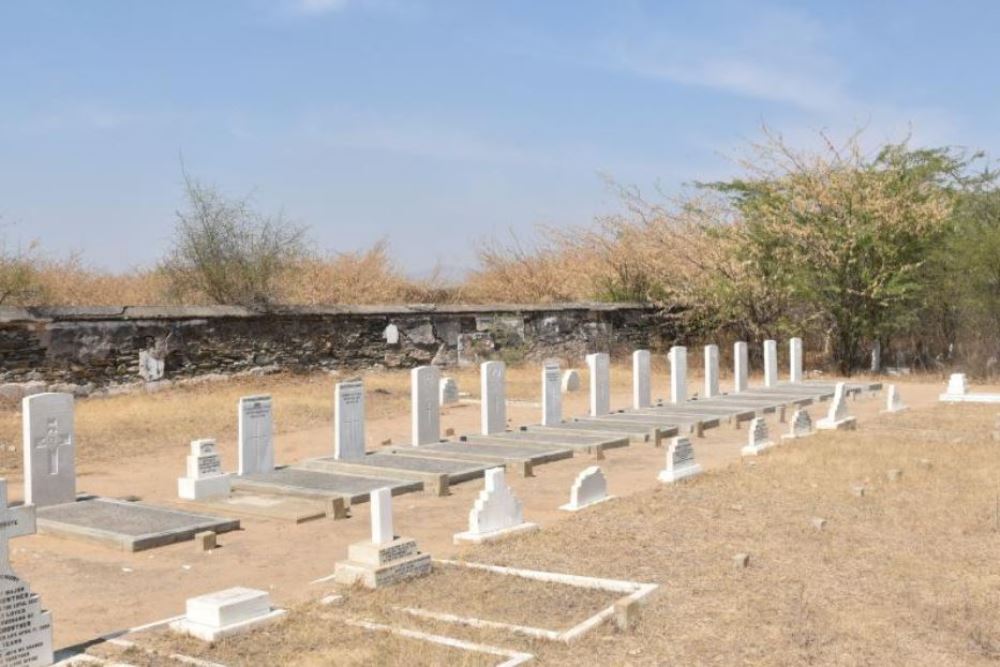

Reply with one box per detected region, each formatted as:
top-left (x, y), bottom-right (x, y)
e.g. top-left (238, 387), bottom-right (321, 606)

top-left (138, 350), bottom-right (165, 381)
top-left (734, 341), bottom-right (749, 393)
top-left (542, 363), bottom-right (562, 426)
top-left (480, 361), bottom-right (507, 435)
top-left (741, 417), bottom-right (774, 455)
top-left (171, 587), bottom-right (284, 641)
top-left (704, 344), bottom-right (720, 398)
top-left (411, 365), bottom-right (440, 446)
top-left (669, 346), bottom-right (687, 404)
top-left (384, 323), bottom-right (399, 345)
top-left (658, 436), bottom-right (703, 483)
top-left (23, 392), bottom-right (76, 507)
top-left (884, 384), bottom-right (907, 413)
top-left (871, 341), bottom-right (881, 373)
top-left (238, 395), bottom-right (273, 476)
top-left (817, 382), bottom-right (856, 430)
top-left (0, 479), bottom-right (53, 667)
top-left (178, 439), bottom-right (231, 500)
top-left (560, 466), bottom-right (611, 511)
top-left (334, 380), bottom-right (366, 460)
top-left (782, 409), bottom-right (814, 440)
top-left (370, 487), bottom-right (394, 545)
top-left (439, 377), bottom-right (459, 405)
top-left (947, 373), bottom-right (967, 396)
top-left (561, 369), bottom-right (581, 392)
top-left (632, 350), bottom-right (651, 409)
top-left (460, 467), bottom-right (530, 539)
top-left (586, 353), bottom-right (610, 416)
top-left (789, 337), bottom-right (803, 383)
top-left (763, 339), bottom-right (778, 388)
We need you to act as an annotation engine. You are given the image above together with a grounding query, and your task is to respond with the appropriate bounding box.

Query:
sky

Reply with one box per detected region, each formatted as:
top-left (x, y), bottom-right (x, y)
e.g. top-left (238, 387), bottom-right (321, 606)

top-left (0, 1), bottom-right (996, 275)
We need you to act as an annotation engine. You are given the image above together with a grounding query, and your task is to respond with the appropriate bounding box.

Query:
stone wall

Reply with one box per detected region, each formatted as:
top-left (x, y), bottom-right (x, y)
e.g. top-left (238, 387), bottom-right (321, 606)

top-left (0, 303), bottom-right (676, 392)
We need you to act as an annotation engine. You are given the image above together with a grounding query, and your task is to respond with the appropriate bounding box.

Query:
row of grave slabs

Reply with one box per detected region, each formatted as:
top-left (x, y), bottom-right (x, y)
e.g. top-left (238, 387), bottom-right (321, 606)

top-left (35, 380), bottom-right (880, 554)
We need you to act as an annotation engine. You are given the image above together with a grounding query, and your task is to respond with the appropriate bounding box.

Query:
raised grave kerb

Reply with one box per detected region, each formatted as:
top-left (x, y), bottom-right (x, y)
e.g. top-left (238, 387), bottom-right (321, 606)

top-left (238, 395), bottom-right (273, 476)
top-left (334, 380), bottom-right (366, 460)
top-left (23, 392), bottom-right (76, 507)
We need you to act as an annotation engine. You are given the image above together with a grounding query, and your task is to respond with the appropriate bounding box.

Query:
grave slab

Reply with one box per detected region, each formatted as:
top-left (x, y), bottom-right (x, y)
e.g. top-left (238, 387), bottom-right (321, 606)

top-left (395, 440), bottom-right (572, 465)
top-left (233, 468), bottom-right (421, 504)
top-left (300, 452), bottom-right (489, 485)
top-left (37, 498), bottom-right (240, 552)
top-left (465, 430), bottom-right (629, 451)
top-left (526, 422), bottom-right (669, 444)
top-left (176, 491), bottom-right (328, 524)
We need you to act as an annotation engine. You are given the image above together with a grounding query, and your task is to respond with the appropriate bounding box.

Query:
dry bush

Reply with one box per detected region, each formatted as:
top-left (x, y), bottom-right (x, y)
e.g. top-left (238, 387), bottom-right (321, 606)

top-left (30, 255), bottom-right (173, 306)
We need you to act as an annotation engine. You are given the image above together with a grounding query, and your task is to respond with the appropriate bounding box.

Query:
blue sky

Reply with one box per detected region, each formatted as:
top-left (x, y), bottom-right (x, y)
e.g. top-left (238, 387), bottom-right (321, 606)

top-left (0, 1), bottom-right (995, 274)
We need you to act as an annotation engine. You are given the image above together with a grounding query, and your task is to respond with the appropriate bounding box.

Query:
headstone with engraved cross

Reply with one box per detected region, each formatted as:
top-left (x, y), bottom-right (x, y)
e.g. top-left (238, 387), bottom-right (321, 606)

top-left (481, 361), bottom-right (507, 435)
top-left (238, 395), bottom-right (274, 476)
top-left (0, 478), bottom-right (54, 667)
top-left (411, 365), bottom-right (441, 446)
top-left (23, 392), bottom-right (76, 507)
top-left (334, 380), bottom-right (366, 460)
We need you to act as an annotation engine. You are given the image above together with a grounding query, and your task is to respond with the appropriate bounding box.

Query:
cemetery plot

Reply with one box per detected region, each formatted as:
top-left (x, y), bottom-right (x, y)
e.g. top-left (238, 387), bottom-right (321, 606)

top-left (300, 451), bottom-right (491, 485)
top-left (232, 467), bottom-right (421, 504)
top-left (389, 439), bottom-right (573, 466)
top-left (37, 498), bottom-right (239, 552)
top-left (524, 421), bottom-right (670, 444)
top-left (176, 490), bottom-right (329, 524)
top-left (463, 430), bottom-right (629, 452)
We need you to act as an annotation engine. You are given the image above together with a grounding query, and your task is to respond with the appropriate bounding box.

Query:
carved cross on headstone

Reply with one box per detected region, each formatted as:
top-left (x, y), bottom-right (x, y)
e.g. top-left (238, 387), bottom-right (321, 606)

top-left (0, 479), bottom-right (36, 574)
top-left (35, 417), bottom-right (71, 477)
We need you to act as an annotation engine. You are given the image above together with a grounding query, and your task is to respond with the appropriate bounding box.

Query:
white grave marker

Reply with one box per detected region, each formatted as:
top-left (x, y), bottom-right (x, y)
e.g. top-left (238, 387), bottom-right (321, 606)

top-left (883, 385), bottom-right (908, 414)
top-left (586, 353), bottom-right (610, 416)
top-left (781, 409), bottom-right (814, 440)
top-left (704, 344), bottom-right (720, 398)
top-left (560, 466), bottom-right (613, 511)
top-left (817, 382), bottom-right (857, 430)
top-left (23, 392), bottom-right (76, 507)
top-left (669, 346), bottom-right (687, 404)
top-left (763, 339), bottom-right (778, 388)
top-left (384, 323), bottom-right (399, 345)
top-left (481, 361), bottom-right (507, 435)
top-left (238, 395), bottom-right (273, 476)
top-left (454, 468), bottom-right (538, 544)
top-left (789, 337), bottom-right (803, 383)
top-left (0, 479), bottom-right (53, 667)
top-left (561, 369), bottom-right (581, 392)
top-left (171, 587), bottom-right (285, 641)
top-left (334, 380), bottom-right (366, 460)
top-left (439, 377), bottom-right (459, 405)
top-left (734, 341), bottom-right (749, 393)
top-left (658, 436), bottom-right (703, 483)
top-left (741, 417), bottom-right (774, 455)
top-left (542, 363), bottom-right (562, 426)
top-left (370, 487), bottom-right (394, 545)
top-left (178, 439), bottom-right (231, 500)
top-left (938, 373), bottom-right (1000, 403)
top-left (632, 350), bottom-right (651, 409)
top-left (411, 365), bottom-right (441, 445)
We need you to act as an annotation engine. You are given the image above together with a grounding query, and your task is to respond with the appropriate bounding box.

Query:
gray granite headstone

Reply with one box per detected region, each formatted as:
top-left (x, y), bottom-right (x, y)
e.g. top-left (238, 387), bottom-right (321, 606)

top-left (238, 395), bottom-right (274, 476)
top-left (23, 392), bottom-right (76, 507)
top-left (334, 381), bottom-right (366, 460)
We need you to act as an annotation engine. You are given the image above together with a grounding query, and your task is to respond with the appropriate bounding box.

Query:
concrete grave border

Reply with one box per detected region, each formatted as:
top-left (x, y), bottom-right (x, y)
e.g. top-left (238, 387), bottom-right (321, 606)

top-left (345, 619), bottom-right (534, 667)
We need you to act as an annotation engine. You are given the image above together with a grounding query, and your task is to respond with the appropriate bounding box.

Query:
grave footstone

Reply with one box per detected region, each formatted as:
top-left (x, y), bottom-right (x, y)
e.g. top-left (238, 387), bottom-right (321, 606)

top-left (586, 353), bottom-right (610, 417)
top-left (454, 468), bottom-right (538, 544)
top-left (741, 417), bottom-right (774, 455)
top-left (817, 382), bottom-right (857, 430)
top-left (658, 436), bottom-right (702, 483)
top-left (763, 340), bottom-right (778, 388)
top-left (632, 350), bottom-right (651, 409)
top-left (669, 346), bottom-right (687, 404)
top-left (882, 384), bottom-right (907, 414)
top-left (170, 587), bottom-right (286, 641)
top-left (734, 341), bottom-right (749, 393)
top-left (411, 365), bottom-right (441, 446)
top-left (23, 392), bottom-right (76, 507)
top-left (704, 344), bottom-right (720, 398)
top-left (178, 439), bottom-right (231, 500)
top-left (0, 479), bottom-right (53, 667)
top-left (439, 377), bottom-right (459, 405)
top-left (334, 487), bottom-right (431, 588)
top-left (781, 409), bottom-right (814, 440)
top-left (789, 337), bottom-right (803, 383)
top-left (334, 380), bottom-right (366, 460)
top-left (481, 361), bottom-right (507, 435)
top-left (238, 395), bottom-right (273, 476)
top-left (542, 362), bottom-right (562, 426)
top-left (560, 466), bottom-right (612, 511)
top-left (561, 369), bottom-right (581, 392)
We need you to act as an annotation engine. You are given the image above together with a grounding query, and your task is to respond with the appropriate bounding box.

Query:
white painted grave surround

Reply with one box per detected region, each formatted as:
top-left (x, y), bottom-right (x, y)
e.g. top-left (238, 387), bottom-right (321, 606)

top-left (586, 353), bottom-right (610, 417)
top-left (741, 417), bottom-right (774, 455)
top-left (411, 365), bottom-right (441, 445)
top-left (704, 344), bottom-right (720, 398)
top-left (883, 385), bottom-right (907, 413)
top-left (542, 363), bottom-right (562, 426)
top-left (23, 392), bottom-right (76, 507)
top-left (632, 350), bottom-right (651, 409)
top-left (789, 337), bottom-right (803, 383)
top-left (454, 468), bottom-right (537, 544)
top-left (171, 587), bottom-right (285, 641)
top-left (658, 436), bottom-right (703, 483)
top-left (238, 395), bottom-right (273, 476)
top-left (937, 373), bottom-right (1000, 403)
top-left (669, 346), bottom-right (687, 404)
top-left (334, 380), bottom-right (366, 460)
top-left (782, 409), bottom-right (814, 440)
top-left (763, 339), bottom-right (778, 388)
top-left (561, 369), bottom-right (581, 392)
top-left (0, 479), bottom-right (53, 667)
top-left (734, 341), bottom-right (749, 393)
top-left (817, 382), bottom-right (857, 430)
top-left (439, 377), bottom-right (459, 405)
top-left (560, 466), bottom-right (612, 511)
top-left (178, 439), bottom-right (231, 500)
top-left (370, 487), bottom-right (394, 545)
top-left (481, 361), bottom-right (507, 435)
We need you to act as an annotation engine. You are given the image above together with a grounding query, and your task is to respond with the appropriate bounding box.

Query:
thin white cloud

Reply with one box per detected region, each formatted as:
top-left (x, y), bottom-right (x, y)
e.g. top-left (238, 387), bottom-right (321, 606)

top-left (294, 0), bottom-right (349, 15)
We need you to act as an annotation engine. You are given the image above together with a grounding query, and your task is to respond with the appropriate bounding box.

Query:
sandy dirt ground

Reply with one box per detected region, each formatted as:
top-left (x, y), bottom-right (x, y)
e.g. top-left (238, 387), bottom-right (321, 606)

top-left (0, 367), bottom-right (968, 651)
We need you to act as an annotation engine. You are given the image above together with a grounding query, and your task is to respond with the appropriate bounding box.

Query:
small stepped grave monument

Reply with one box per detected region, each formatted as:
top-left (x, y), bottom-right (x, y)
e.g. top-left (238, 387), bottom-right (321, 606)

top-left (882, 385), bottom-right (908, 414)
top-left (439, 377), bottom-right (459, 405)
top-left (170, 587), bottom-right (286, 641)
top-left (177, 439), bottom-right (231, 500)
top-left (658, 436), bottom-right (702, 483)
top-left (454, 468), bottom-right (538, 544)
top-left (741, 417), bottom-right (774, 455)
top-left (817, 383), bottom-right (857, 430)
top-left (238, 395), bottom-right (274, 475)
top-left (781, 409), bottom-right (815, 440)
top-left (939, 373), bottom-right (1000, 403)
top-left (560, 466), bottom-right (613, 511)
top-left (0, 479), bottom-right (53, 667)
top-left (334, 487), bottom-right (431, 588)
